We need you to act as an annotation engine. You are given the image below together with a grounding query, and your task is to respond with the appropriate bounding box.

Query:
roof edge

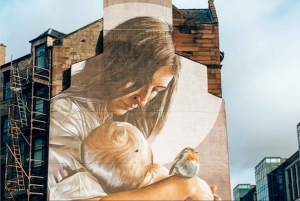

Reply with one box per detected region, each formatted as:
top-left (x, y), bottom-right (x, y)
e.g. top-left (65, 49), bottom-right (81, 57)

top-left (1, 54), bottom-right (31, 69)
top-left (60, 18), bottom-right (102, 39)
top-left (29, 28), bottom-right (66, 43)
top-left (172, 4), bottom-right (187, 20)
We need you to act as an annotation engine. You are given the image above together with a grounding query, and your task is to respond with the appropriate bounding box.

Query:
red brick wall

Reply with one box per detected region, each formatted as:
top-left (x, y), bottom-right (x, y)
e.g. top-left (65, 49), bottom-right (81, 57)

top-left (172, 4), bottom-right (222, 97)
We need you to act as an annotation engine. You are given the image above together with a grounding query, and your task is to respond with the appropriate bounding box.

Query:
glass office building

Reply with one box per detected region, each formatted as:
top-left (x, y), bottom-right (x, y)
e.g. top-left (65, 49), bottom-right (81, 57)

top-left (267, 163), bottom-right (287, 201)
top-left (233, 184), bottom-right (255, 201)
top-left (298, 123), bottom-right (300, 154)
top-left (241, 186), bottom-right (257, 201)
top-left (285, 123), bottom-right (300, 201)
top-left (255, 157), bottom-right (285, 201)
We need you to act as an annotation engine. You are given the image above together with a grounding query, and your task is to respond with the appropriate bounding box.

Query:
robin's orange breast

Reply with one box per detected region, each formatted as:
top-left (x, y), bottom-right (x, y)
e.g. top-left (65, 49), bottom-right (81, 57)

top-left (187, 152), bottom-right (199, 162)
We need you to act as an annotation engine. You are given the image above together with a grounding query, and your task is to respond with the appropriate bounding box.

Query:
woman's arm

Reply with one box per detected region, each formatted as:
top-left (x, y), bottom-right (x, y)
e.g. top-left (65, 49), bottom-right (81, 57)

top-left (101, 175), bottom-right (213, 200)
top-left (139, 163), bottom-right (169, 188)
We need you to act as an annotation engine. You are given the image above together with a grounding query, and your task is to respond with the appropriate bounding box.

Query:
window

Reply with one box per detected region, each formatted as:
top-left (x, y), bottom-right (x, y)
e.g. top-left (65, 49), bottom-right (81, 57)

top-left (20, 142), bottom-right (27, 167)
top-left (34, 98), bottom-right (45, 116)
top-left (33, 87), bottom-right (48, 117)
top-left (35, 44), bottom-right (46, 69)
top-left (1, 115), bottom-right (9, 135)
top-left (1, 115), bottom-right (9, 146)
top-left (22, 93), bottom-right (27, 105)
top-left (3, 71), bottom-right (12, 100)
top-left (33, 138), bottom-right (43, 167)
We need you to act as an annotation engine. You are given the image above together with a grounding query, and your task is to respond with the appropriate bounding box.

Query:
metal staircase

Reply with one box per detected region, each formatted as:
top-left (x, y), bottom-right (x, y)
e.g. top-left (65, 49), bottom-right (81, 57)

top-left (4, 63), bottom-right (29, 200)
top-left (10, 66), bottom-right (28, 127)
top-left (4, 56), bottom-right (51, 200)
top-left (7, 118), bottom-right (26, 189)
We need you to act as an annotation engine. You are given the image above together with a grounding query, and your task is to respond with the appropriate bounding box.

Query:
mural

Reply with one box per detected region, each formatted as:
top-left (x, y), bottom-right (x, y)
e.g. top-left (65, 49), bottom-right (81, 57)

top-left (48, 1), bottom-right (228, 200)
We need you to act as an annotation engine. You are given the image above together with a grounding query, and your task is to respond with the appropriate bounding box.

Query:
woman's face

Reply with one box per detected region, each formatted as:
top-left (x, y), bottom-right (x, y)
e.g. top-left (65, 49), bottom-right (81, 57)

top-left (108, 66), bottom-right (174, 116)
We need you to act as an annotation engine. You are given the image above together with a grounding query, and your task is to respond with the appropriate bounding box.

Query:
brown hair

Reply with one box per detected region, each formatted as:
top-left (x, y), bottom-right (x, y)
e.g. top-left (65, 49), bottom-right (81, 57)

top-left (60, 17), bottom-right (181, 141)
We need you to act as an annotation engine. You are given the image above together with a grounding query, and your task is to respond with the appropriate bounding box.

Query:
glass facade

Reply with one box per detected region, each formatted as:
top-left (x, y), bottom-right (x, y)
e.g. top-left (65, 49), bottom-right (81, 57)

top-left (285, 161), bottom-right (300, 201)
top-left (297, 123), bottom-right (300, 152)
top-left (233, 184), bottom-right (253, 201)
top-left (267, 164), bottom-right (286, 201)
top-left (241, 186), bottom-right (257, 201)
top-left (255, 157), bottom-right (283, 201)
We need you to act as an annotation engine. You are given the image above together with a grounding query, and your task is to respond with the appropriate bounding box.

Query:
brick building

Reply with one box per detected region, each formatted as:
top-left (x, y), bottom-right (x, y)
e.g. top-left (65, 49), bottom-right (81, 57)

top-left (0, 1), bottom-right (228, 200)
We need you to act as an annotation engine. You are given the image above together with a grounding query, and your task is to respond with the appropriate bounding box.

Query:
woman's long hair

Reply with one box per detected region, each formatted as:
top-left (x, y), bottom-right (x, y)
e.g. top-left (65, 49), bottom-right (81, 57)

top-left (59, 17), bottom-right (181, 141)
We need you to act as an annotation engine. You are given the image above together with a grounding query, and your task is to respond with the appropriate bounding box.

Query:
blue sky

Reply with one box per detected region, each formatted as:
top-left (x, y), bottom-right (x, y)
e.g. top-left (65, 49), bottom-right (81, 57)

top-left (1, 0), bottom-right (300, 196)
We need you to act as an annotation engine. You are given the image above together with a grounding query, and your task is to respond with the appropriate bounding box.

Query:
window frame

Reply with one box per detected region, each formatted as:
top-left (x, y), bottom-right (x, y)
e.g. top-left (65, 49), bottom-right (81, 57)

top-left (1, 115), bottom-right (9, 146)
top-left (3, 70), bottom-right (12, 100)
top-left (35, 44), bottom-right (47, 69)
top-left (33, 138), bottom-right (43, 167)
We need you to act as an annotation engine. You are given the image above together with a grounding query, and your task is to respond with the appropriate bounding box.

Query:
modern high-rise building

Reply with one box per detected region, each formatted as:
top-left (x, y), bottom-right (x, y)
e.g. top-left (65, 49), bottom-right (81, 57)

top-left (284, 123), bottom-right (300, 201)
top-left (267, 161), bottom-right (287, 201)
top-left (233, 184), bottom-right (255, 201)
top-left (255, 157), bottom-right (286, 201)
top-left (297, 123), bottom-right (300, 153)
top-left (238, 123), bottom-right (300, 201)
top-left (1, 1), bottom-right (231, 200)
top-left (240, 186), bottom-right (257, 201)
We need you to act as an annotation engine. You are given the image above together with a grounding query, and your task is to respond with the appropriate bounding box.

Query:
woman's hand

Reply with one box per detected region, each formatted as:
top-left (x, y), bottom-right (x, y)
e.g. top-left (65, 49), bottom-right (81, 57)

top-left (211, 186), bottom-right (222, 200)
top-left (184, 176), bottom-right (214, 200)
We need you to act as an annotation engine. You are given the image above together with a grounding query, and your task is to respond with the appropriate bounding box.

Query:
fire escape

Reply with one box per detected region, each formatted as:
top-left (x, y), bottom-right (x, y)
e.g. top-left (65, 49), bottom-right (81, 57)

top-left (4, 52), bottom-right (51, 200)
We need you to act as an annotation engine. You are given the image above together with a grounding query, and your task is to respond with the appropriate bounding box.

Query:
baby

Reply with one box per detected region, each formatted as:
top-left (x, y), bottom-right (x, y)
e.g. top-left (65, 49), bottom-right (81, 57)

top-left (81, 121), bottom-right (168, 194)
top-left (81, 121), bottom-right (219, 200)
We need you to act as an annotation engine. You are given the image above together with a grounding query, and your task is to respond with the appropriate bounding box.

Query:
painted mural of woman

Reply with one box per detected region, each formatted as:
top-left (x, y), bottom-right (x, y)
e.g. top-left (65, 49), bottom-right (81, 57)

top-left (48, 17), bottom-right (220, 200)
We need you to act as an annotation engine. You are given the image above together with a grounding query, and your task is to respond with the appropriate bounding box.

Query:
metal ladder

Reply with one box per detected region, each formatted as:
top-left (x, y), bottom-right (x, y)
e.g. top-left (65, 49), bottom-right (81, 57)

top-left (10, 66), bottom-right (27, 127)
top-left (9, 118), bottom-right (26, 189)
top-left (4, 63), bottom-right (28, 199)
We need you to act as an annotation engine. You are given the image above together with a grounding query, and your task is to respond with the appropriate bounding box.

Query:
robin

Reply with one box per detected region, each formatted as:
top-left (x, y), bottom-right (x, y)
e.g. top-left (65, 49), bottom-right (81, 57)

top-left (169, 147), bottom-right (200, 177)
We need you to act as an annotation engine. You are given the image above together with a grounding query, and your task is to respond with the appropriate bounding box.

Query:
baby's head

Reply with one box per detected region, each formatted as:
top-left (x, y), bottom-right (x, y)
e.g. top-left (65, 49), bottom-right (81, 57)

top-left (81, 121), bottom-right (153, 194)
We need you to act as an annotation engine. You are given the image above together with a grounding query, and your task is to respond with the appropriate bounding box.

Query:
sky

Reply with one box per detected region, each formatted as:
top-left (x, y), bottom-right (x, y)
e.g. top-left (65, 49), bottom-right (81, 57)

top-left (1, 0), bottom-right (300, 196)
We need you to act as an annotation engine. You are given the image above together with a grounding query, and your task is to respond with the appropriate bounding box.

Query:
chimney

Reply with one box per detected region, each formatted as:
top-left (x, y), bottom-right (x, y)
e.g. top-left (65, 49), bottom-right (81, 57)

top-left (103, 0), bottom-right (172, 31)
top-left (0, 44), bottom-right (6, 66)
top-left (208, 0), bottom-right (218, 23)
top-left (103, 0), bottom-right (172, 47)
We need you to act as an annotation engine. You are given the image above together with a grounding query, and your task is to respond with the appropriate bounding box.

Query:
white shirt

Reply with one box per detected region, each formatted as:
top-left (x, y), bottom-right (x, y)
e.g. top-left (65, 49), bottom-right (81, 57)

top-left (48, 97), bottom-right (106, 200)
